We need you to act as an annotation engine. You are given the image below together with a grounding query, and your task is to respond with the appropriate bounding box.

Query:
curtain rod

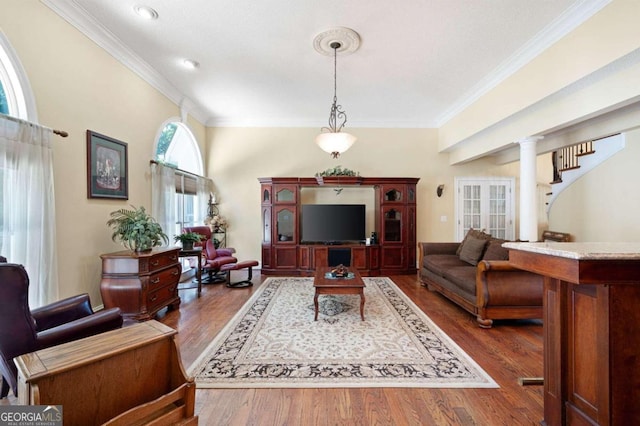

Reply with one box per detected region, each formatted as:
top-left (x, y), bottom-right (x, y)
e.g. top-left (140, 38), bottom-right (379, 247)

top-left (0, 114), bottom-right (68, 137)
top-left (149, 159), bottom-right (209, 181)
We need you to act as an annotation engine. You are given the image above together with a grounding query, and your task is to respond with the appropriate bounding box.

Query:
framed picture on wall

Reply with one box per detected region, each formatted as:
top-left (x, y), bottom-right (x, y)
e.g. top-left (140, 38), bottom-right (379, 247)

top-left (86, 130), bottom-right (128, 199)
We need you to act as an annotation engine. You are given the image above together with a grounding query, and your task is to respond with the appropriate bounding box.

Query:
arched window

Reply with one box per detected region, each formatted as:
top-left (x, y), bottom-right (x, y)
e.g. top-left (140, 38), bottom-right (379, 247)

top-left (155, 121), bottom-right (203, 175)
top-left (0, 82), bottom-right (8, 115)
top-left (0, 31), bottom-right (36, 119)
top-left (154, 120), bottom-right (207, 238)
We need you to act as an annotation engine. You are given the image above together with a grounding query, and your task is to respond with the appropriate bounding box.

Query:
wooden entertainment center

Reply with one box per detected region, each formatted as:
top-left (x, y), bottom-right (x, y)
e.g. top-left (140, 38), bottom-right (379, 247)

top-left (259, 176), bottom-right (419, 275)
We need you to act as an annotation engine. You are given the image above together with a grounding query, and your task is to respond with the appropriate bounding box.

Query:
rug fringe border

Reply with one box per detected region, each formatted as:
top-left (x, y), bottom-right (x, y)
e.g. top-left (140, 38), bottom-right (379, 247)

top-left (195, 382), bottom-right (499, 389)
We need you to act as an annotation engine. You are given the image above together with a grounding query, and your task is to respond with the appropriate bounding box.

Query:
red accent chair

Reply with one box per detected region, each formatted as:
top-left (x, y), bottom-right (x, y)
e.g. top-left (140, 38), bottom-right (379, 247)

top-left (202, 238), bottom-right (238, 283)
top-left (0, 263), bottom-right (124, 398)
top-left (183, 226), bottom-right (237, 283)
top-left (182, 226), bottom-right (214, 248)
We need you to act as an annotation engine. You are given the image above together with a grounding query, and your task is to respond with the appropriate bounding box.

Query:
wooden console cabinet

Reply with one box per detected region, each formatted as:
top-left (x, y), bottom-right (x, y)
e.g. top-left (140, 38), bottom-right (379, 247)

top-left (100, 247), bottom-right (181, 321)
top-left (298, 244), bottom-right (379, 273)
top-left (505, 242), bottom-right (640, 426)
top-left (15, 320), bottom-right (197, 425)
top-left (259, 177), bottom-right (418, 275)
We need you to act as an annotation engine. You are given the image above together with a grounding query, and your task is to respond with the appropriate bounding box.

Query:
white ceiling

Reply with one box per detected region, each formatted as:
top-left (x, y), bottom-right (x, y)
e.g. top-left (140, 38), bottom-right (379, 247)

top-left (44, 0), bottom-right (607, 128)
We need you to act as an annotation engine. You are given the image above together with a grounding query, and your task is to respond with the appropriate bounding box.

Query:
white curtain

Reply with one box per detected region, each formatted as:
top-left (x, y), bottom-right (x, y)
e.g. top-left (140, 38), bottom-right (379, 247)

top-left (151, 162), bottom-right (177, 245)
top-left (195, 177), bottom-right (211, 224)
top-left (0, 115), bottom-right (58, 307)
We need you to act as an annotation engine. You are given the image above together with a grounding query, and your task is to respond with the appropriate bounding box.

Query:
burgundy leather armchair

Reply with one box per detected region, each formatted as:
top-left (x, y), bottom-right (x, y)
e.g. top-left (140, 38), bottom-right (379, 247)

top-left (0, 263), bottom-right (123, 398)
top-left (183, 226), bottom-right (237, 283)
top-left (201, 238), bottom-right (237, 283)
top-left (182, 225), bottom-right (214, 248)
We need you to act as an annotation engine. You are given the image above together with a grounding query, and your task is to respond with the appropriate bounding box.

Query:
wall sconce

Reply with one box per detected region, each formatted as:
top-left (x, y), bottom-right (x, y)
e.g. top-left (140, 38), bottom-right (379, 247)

top-left (436, 184), bottom-right (444, 198)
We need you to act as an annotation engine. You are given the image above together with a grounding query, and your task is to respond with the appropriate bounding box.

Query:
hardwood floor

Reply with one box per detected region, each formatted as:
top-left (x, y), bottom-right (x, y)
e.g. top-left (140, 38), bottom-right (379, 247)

top-left (157, 272), bottom-right (544, 426)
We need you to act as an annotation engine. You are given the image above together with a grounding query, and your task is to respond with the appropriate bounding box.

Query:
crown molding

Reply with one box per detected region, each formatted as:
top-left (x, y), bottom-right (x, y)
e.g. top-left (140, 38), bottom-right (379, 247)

top-left (205, 116), bottom-right (436, 128)
top-left (436, 0), bottom-right (612, 127)
top-left (41, 0), bottom-right (208, 125)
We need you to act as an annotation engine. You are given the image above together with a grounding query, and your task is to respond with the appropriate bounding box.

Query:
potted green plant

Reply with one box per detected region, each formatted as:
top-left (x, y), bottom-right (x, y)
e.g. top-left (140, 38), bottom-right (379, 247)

top-left (174, 232), bottom-right (203, 250)
top-left (314, 165), bottom-right (362, 185)
top-left (106, 206), bottom-right (168, 252)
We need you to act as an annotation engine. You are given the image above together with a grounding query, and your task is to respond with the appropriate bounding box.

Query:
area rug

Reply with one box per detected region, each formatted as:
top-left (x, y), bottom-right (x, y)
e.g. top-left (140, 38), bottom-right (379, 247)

top-left (188, 277), bottom-right (498, 388)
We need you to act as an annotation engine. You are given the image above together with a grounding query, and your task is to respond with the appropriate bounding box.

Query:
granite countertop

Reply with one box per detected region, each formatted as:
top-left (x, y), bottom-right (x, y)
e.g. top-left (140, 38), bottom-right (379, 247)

top-left (502, 242), bottom-right (640, 260)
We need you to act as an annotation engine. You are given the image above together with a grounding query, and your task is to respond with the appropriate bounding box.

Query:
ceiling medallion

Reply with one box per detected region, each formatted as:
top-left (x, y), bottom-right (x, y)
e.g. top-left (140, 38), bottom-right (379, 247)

top-left (313, 27), bottom-right (361, 57)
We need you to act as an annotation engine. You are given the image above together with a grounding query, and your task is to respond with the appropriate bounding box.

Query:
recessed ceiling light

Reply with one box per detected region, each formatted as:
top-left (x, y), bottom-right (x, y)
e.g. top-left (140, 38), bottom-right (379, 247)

top-left (134, 5), bottom-right (158, 20)
top-left (183, 59), bottom-right (200, 69)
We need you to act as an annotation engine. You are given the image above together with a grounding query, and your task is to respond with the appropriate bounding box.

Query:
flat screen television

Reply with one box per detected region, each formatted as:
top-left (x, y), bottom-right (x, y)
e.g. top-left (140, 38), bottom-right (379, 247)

top-left (301, 204), bottom-right (366, 244)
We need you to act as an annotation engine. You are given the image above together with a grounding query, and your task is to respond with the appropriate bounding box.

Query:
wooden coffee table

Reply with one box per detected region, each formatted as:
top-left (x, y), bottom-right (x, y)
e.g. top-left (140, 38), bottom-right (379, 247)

top-left (313, 267), bottom-right (366, 321)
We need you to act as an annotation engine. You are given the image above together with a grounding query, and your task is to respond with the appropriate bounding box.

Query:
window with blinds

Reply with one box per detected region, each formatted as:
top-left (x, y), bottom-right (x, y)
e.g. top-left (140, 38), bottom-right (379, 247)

top-left (155, 121), bottom-right (206, 238)
top-left (175, 173), bottom-right (197, 237)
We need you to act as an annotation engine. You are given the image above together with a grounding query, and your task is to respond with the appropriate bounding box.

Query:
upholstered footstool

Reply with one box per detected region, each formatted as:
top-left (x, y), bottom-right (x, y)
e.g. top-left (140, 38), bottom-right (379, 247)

top-left (219, 260), bottom-right (259, 288)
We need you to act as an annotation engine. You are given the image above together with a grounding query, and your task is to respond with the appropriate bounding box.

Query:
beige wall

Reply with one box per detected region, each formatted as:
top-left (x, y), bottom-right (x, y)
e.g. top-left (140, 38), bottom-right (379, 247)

top-left (1, 2), bottom-right (205, 303)
top-left (205, 127), bottom-right (530, 263)
top-left (549, 128), bottom-right (640, 241)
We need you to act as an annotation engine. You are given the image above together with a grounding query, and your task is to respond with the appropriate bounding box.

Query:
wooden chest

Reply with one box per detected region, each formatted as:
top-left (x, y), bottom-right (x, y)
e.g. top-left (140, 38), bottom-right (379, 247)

top-left (100, 247), bottom-right (181, 321)
top-left (15, 321), bottom-right (197, 425)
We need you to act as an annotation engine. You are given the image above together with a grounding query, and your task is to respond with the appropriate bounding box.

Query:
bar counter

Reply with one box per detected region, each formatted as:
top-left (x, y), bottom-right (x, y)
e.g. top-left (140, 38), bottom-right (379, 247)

top-left (504, 241), bottom-right (640, 426)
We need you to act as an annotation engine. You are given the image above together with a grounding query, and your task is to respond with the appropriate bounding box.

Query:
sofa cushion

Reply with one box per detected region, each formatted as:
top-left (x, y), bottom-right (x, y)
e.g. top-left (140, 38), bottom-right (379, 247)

top-left (482, 239), bottom-right (509, 261)
top-left (456, 228), bottom-right (493, 255)
top-left (423, 254), bottom-right (470, 276)
top-left (458, 236), bottom-right (487, 265)
top-left (442, 266), bottom-right (477, 296)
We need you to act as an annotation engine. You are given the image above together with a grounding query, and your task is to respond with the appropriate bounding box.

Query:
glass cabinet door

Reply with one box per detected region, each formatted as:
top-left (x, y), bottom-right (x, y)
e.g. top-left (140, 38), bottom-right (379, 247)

top-left (276, 189), bottom-right (293, 202)
top-left (262, 185), bottom-right (271, 205)
top-left (383, 208), bottom-right (402, 242)
top-left (380, 184), bottom-right (405, 204)
top-left (262, 207), bottom-right (271, 243)
top-left (408, 186), bottom-right (416, 203)
top-left (275, 207), bottom-right (295, 243)
top-left (384, 188), bottom-right (402, 202)
top-left (275, 185), bottom-right (297, 203)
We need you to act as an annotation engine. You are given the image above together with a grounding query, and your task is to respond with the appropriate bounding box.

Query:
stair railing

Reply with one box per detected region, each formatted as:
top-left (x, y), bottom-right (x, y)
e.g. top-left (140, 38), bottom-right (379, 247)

top-left (550, 141), bottom-right (596, 184)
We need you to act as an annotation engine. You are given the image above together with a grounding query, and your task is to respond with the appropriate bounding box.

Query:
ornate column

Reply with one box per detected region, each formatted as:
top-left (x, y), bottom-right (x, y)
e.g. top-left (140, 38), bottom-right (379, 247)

top-left (516, 136), bottom-right (543, 242)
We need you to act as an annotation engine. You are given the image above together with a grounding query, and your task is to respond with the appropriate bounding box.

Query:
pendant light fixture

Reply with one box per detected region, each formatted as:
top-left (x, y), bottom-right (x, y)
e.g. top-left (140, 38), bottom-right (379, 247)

top-left (314, 28), bottom-right (360, 158)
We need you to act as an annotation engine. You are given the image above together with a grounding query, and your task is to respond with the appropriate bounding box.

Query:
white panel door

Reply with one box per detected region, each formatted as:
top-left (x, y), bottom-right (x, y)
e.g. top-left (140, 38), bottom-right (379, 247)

top-left (455, 177), bottom-right (515, 241)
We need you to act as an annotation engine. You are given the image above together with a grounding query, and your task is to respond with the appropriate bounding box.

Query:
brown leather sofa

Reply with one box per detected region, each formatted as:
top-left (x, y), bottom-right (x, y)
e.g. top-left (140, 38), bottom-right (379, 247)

top-left (0, 263), bottom-right (123, 398)
top-left (419, 230), bottom-right (543, 328)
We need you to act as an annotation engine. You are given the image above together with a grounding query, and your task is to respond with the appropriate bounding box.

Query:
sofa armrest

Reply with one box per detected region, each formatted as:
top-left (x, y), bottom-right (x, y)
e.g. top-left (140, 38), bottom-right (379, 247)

top-left (36, 307), bottom-right (123, 349)
top-left (31, 294), bottom-right (95, 331)
top-left (476, 260), bottom-right (544, 309)
top-left (477, 260), bottom-right (519, 272)
top-left (418, 242), bottom-right (460, 260)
